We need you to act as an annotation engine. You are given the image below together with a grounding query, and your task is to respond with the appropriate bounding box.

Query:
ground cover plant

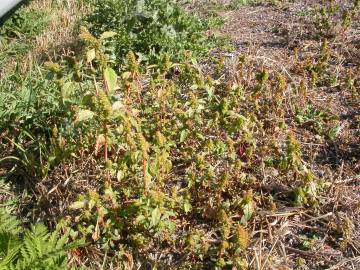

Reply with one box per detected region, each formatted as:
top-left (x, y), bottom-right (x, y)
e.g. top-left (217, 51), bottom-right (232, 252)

top-left (0, 0), bottom-right (359, 269)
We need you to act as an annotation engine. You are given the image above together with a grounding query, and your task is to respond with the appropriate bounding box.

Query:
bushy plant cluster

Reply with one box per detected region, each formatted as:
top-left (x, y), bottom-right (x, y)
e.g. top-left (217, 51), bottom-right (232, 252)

top-left (85, 0), bottom-right (222, 66)
top-left (36, 28), bottom-right (333, 268)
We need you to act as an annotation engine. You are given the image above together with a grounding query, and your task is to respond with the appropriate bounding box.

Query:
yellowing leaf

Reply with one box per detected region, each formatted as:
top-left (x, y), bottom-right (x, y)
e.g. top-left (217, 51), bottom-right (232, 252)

top-left (86, 48), bottom-right (96, 63)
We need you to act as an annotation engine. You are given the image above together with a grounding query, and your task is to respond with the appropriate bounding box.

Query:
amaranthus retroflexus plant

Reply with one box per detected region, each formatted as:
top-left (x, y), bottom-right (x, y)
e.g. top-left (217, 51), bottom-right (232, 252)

top-left (78, 27), bottom-right (120, 180)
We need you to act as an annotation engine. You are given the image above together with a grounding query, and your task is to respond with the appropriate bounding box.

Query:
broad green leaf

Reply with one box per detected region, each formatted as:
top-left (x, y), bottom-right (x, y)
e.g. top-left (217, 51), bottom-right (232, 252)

top-left (184, 201), bottom-right (192, 213)
top-left (61, 82), bottom-right (75, 100)
top-left (100, 31), bottom-right (117, 39)
top-left (70, 201), bottom-right (86, 210)
top-left (104, 67), bottom-right (117, 93)
top-left (150, 208), bottom-right (161, 228)
top-left (327, 126), bottom-right (341, 140)
top-left (240, 202), bottom-right (254, 225)
top-left (75, 109), bottom-right (94, 123)
top-left (180, 129), bottom-right (188, 143)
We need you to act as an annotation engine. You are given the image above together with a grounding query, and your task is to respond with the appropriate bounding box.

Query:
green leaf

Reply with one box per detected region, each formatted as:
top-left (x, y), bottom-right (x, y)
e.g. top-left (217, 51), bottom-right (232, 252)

top-left (100, 31), bottom-right (117, 39)
top-left (122, 71), bottom-right (132, 80)
top-left (240, 202), bottom-right (254, 225)
top-left (104, 67), bottom-right (118, 93)
top-left (150, 208), bottom-right (161, 228)
top-left (75, 109), bottom-right (94, 123)
top-left (326, 126), bottom-right (341, 140)
top-left (180, 129), bottom-right (188, 143)
top-left (136, 0), bottom-right (145, 13)
top-left (184, 201), bottom-right (192, 213)
top-left (61, 82), bottom-right (75, 101)
top-left (70, 201), bottom-right (86, 210)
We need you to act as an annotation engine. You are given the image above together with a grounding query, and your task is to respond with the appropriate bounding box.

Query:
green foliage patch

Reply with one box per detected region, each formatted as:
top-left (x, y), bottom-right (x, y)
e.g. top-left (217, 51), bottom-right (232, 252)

top-left (85, 0), bottom-right (223, 66)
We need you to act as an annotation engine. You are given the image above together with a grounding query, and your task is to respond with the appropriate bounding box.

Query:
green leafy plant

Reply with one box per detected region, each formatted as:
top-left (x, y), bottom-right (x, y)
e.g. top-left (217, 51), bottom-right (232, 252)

top-left (0, 66), bottom-right (82, 180)
top-left (295, 105), bottom-right (339, 139)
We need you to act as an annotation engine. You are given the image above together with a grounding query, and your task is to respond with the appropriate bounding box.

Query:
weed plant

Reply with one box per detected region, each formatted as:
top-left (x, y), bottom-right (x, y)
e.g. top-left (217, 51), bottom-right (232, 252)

top-left (38, 29), bottom-right (334, 268)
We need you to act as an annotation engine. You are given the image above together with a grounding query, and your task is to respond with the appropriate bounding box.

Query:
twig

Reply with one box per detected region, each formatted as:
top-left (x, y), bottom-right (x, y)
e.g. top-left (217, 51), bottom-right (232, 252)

top-left (302, 212), bottom-right (333, 223)
top-left (327, 256), bottom-right (360, 270)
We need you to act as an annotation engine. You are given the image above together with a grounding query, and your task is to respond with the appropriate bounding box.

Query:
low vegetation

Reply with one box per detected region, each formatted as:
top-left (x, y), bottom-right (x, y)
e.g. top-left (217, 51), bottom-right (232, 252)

top-left (0, 0), bottom-right (359, 269)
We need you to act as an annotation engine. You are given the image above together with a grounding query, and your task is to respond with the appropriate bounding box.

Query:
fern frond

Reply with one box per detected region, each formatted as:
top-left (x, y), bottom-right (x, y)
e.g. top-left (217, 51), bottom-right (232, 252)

top-left (0, 208), bottom-right (84, 270)
top-left (0, 232), bottom-right (21, 269)
top-left (0, 209), bottom-right (21, 235)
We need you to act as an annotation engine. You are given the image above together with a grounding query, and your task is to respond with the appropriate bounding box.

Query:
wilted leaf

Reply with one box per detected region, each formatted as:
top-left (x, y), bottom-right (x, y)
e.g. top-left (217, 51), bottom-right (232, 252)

top-left (95, 134), bottom-right (106, 154)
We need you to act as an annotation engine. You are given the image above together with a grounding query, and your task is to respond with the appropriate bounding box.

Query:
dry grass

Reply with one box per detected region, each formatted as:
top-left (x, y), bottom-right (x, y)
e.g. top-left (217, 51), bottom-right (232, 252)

top-left (0, 0), bottom-right (89, 76)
